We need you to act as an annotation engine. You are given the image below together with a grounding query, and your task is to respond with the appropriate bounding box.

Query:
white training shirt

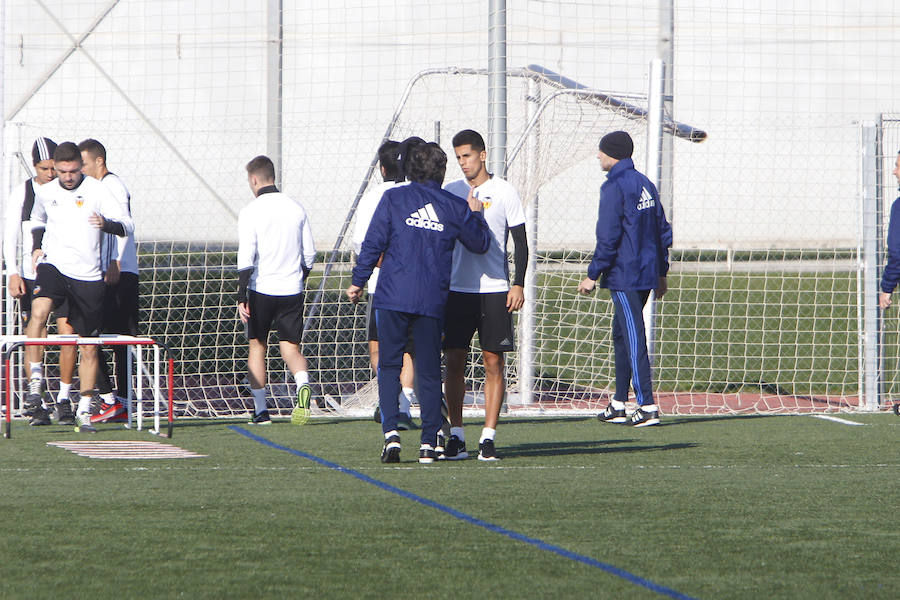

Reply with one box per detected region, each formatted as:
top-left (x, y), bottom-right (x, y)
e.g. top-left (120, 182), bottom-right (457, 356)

top-left (237, 189), bottom-right (316, 296)
top-left (352, 180), bottom-right (401, 294)
top-left (100, 172), bottom-right (138, 275)
top-left (3, 178), bottom-right (44, 281)
top-left (444, 176), bottom-right (526, 293)
top-left (32, 175), bottom-right (134, 282)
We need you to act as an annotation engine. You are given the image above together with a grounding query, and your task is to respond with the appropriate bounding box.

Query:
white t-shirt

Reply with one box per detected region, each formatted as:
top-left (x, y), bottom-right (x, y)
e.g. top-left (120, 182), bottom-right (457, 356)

top-left (237, 189), bottom-right (316, 296)
top-left (444, 176), bottom-right (526, 293)
top-left (32, 175), bottom-right (134, 281)
top-left (352, 180), bottom-right (400, 294)
top-left (3, 178), bottom-right (43, 280)
top-left (100, 173), bottom-right (138, 275)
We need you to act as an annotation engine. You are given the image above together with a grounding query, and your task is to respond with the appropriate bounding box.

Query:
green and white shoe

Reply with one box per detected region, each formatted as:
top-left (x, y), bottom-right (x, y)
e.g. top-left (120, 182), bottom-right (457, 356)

top-left (291, 384), bottom-right (312, 425)
top-left (74, 413), bottom-right (97, 433)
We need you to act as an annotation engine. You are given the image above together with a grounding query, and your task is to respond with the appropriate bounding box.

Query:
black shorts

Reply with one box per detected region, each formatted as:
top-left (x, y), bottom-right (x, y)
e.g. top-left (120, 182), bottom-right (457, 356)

top-left (443, 291), bottom-right (514, 353)
top-left (247, 290), bottom-right (304, 343)
top-left (33, 263), bottom-right (105, 336)
top-left (103, 271), bottom-right (140, 335)
top-left (366, 293), bottom-right (415, 354)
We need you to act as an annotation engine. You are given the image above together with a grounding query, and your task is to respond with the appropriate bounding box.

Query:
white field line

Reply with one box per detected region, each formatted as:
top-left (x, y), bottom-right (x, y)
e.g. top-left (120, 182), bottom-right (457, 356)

top-left (810, 414), bottom-right (866, 426)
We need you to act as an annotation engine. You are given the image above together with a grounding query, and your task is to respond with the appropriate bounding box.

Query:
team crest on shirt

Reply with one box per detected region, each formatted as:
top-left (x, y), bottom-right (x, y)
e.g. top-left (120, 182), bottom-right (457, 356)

top-left (480, 196), bottom-right (493, 210)
top-left (75, 195), bottom-right (85, 207)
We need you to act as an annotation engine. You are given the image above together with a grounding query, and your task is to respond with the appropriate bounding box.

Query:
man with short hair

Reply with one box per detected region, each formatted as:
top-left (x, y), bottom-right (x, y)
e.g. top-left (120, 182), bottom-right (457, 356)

top-left (577, 131), bottom-right (672, 427)
top-left (237, 155), bottom-right (315, 425)
top-left (347, 140), bottom-right (491, 464)
top-left (26, 141), bottom-right (134, 432)
top-left (442, 129), bottom-right (528, 461)
top-left (79, 138), bottom-right (139, 423)
top-left (352, 140), bottom-right (418, 430)
top-left (3, 137), bottom-right (78, 426)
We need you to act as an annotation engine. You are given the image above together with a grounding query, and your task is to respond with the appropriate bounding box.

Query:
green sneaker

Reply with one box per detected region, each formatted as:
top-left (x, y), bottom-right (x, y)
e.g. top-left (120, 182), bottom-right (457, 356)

top-left (291, 384), bottom-right (312, 425)
top-left (74, 413), bottom-right (97, 433)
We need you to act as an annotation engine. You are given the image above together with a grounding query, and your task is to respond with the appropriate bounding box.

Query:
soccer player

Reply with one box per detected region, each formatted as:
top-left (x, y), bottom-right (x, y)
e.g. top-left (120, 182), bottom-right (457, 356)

top-left (352, 140), bottom-right (418, 430)
top-left (26, 142), bottom-right (134, 432)
top-left (879, 150), bottom-right (900, 310)
top-left (3, 137), bottom-right (77, 426)
top-left (79, 138), bottom-right (139, 423)
top-left (237, 155), bottom-right (315, 425)
top-left (347, 139), bottom-right (491, 464)
top-left (441, 129), bottom-right (528, 461)
top-left (577, 131), bottom-right (672, 427)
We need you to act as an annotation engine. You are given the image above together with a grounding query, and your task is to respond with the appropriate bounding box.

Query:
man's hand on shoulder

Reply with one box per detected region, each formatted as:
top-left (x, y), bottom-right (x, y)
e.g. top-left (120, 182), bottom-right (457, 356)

top-left (466, 186), bottom-right (482, 212)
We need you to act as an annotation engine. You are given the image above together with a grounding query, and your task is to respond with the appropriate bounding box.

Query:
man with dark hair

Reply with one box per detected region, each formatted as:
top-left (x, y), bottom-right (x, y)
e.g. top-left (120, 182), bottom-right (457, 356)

top-left (3, 137), bottom-right (78, 425)
top-left (237, 155), bottom-right (315, 425)
top-left (577, 131), bottom-right (672, 427)
top-left (79, 138), bottom-right (139, 423)
top-left (26, 141), bottom-right (134, 432)
top-left (879, 150), bottom-right (900, 310)
top-left (442, 129), bottom-right (528, 461)
top-left (352, 140), bottom-right (419, 429)
top-left (347, 139), bottom-right (492, 464)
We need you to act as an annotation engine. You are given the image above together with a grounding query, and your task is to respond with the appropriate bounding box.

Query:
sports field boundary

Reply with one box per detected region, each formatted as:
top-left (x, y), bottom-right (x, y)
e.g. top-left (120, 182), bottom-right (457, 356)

top-left (230, 425), bottom-right (698, 600)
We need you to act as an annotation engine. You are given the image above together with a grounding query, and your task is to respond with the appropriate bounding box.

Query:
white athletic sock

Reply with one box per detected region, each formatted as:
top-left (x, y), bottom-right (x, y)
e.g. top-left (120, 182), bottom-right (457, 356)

top-left (293, 370), bottom-right (309, 388)
top-left (610, 399), bottom-right (626, 410)
top-left (398, 390), bottom-right (412, 414)
top-left (641, 404), bottom-right (658, 412)
top-left (58, 381), bottom-right (72, 402)
top-left (480, 427), bottom-right (496, 444)
top-left (384, 429), bottom-right (399, 440)
top-left (29, 362), bottom-right (43, 394)
top-left (100, 392), bottom-right (116, 405)
top-left (450, 426), bottom-right (465, 441)
top-left (77, 395), bottom-right (92, 416)
top-left (251, 387), bottom-right (267, 414)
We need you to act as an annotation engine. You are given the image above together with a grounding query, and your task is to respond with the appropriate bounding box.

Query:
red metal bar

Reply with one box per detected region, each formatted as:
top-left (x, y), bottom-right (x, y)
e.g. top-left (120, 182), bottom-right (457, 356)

top-left (4, 356), bottom-right (11, 439)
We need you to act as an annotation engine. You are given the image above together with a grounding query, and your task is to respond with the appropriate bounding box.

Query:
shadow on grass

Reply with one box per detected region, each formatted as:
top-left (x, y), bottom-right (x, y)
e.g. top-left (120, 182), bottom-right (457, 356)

top-left (661, 414), bottom-right (775, 425)
top-left (500, 439), bottom-right (698, 458)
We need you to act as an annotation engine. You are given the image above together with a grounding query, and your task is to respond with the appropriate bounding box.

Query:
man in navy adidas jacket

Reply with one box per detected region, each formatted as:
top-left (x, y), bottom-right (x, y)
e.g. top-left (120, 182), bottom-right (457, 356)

top-left (879, 150), bottom-right (900, 311)
top-left (577, 131), bottom-right (672, 427)
top-left (347, 140), bottom-right (491, 463)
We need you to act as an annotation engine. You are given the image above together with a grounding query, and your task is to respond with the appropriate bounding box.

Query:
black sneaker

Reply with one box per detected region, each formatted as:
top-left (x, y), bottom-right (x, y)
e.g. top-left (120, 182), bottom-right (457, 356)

top-left (396, 412), bottom-right (419, 431)
top-left (381, 434), bottom-right (401, 463)
top-left (55, 400), bottom-right (76, 426)
top-left (23, 392), bottom-right (42, 418)
top-left (629, 407), bottom-right (660, 427)
top-left (439, 435), bottom-right (468, 460)
top-left (435, 431), bottom-right (446, 458)
top-left (418, 444), bottom-right (436, 464)
top-left (478, 439), bottom-right (500, 461)
top-left (29, 405), bottom-right (51, 426)
top-left (248, 410), bottom-right (272, 425)
top-left (597, 403), bottom-right (627, 424)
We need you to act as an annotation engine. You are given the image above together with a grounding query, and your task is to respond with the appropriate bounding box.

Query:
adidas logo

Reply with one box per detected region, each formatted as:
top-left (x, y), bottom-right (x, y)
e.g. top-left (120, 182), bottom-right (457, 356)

top-left (636, 186), bottom-right (655, 211)
top-left (406, 203), bottom-right (444, 231)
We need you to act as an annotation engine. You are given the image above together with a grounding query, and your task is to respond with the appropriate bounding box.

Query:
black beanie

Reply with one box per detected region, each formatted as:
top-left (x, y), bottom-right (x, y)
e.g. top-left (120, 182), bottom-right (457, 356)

top-left (395, 136), bottom-right (426, 182)
top-left (599, 131), bottom-right (633, 160)
top-left (32, 137), bottom-right (57, 165)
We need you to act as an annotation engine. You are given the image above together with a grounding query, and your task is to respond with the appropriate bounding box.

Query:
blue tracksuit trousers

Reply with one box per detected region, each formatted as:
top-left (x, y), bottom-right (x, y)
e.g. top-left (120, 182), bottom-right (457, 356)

top-left (610, 289), bottom-right (654, 406)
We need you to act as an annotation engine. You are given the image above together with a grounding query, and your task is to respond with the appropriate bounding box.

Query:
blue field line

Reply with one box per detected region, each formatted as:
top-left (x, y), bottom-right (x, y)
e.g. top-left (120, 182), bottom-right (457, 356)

top-left (230, 425), bottom-right (698, 600)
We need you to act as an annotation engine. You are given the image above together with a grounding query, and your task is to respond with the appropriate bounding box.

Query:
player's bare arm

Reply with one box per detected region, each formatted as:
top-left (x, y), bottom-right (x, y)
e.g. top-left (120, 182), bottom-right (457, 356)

top-left (105, 260), bottom-right (121, 285)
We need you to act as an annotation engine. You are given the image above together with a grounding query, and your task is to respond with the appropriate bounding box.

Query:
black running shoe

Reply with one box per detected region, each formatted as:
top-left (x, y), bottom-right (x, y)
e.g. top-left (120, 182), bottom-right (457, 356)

top-left (29, 405), bottom-right (51, 426)
top-left (248, 410), bottom-right (272, 425)
top-left (55, 400), bottom-right (76, 426)
top-left (381, 434), bottom-right (401, 463)
top-left (597, 403), bottom-right (627, 424)
top-left (23, 392), bottom-right (42, 418)
top-left (439, 435), bottom-right (468, 460)
top-left (629, 407), bottom-right (660, 427)
top-left (478, 439), bottom-right (500, 461)
top-left (418, 444), bottom-right (436, 464)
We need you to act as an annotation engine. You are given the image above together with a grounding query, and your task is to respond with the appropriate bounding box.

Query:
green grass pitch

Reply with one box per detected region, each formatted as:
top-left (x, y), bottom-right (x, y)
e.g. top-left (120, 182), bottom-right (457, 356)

top-left (1, 414), bottom-right (897, 599)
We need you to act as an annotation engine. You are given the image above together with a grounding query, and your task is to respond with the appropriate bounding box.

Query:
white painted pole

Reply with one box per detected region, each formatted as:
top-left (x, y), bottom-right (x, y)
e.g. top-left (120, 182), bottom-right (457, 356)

top-left (644, 58), bottom-right (665, 360)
